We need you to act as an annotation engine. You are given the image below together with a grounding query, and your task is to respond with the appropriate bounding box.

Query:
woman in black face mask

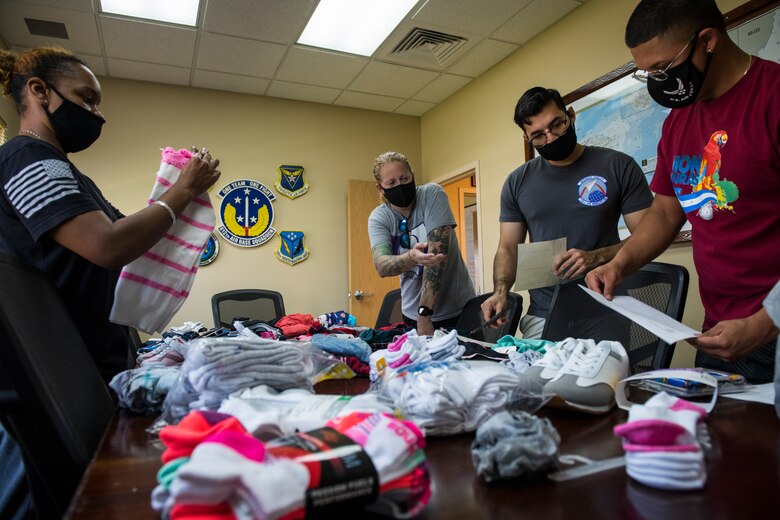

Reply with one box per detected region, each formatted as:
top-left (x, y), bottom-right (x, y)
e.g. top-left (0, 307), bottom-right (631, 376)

top-left (0, 46), bottom-right (223, 519)
top-left (367, 151), bottom-right (476, 337)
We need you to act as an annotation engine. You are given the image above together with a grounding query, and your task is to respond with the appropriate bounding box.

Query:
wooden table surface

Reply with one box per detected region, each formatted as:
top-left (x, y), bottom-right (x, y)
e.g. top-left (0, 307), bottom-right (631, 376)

top-left (67, 379), bottom-right (780, 519)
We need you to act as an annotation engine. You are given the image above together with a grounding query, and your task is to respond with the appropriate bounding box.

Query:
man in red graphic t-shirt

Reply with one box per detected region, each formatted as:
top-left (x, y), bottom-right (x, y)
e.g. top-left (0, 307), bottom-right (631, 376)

top-left (586, 0), bottom-right (779, 382)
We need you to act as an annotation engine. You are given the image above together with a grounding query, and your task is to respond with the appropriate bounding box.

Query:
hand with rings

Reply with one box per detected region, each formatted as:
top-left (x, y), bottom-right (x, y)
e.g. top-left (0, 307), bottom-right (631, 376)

top-left (180, 145), bottom-right (222, 196)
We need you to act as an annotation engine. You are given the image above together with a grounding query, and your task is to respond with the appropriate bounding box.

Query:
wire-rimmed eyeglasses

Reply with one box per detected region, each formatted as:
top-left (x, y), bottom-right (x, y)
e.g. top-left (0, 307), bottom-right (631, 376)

top-left (526, 112), bottom-right (570, 147)
top-left (632, 30), bottom-right (700, 83)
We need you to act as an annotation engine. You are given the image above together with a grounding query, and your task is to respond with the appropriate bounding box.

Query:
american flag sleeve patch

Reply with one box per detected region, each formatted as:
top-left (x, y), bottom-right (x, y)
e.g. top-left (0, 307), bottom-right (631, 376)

top-left (3, 159), bottom-right (80, 219)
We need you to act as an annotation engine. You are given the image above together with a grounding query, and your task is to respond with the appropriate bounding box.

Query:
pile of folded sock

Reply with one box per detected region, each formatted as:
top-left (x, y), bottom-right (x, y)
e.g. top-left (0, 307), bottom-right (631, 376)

top-left (385, 329), bottom-right (464, 370)
top-left (614, 392), bottom-right (709, 490)
top-left (152, 410), bottom-right (430, 519)
top-left (382, 360), bottom-right (522, 435)
top-left (162, 337), bottom-right (310, 423)
top-left (219, 384), bottom-right (395, 435)
top-left (109, 365), bottom-right (181, 414)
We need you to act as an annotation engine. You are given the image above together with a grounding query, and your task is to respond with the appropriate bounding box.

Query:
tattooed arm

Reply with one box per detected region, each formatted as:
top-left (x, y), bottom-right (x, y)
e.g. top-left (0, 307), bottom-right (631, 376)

top-left (418, 225), bottom-right (453, 328)
top-left (372, 243), bottom-right (416, 277)
top-left (372, 242), bottom-right (447, 277)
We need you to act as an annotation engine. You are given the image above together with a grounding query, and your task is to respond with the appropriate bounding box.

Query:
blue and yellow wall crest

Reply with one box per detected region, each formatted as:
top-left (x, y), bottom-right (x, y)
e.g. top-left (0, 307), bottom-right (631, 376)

top-left (275, 164), bottom-right (309, 199)
top-left (217, 180), bottom-right (276, 247)
top-left (275, 231), bottom-right (309, 265)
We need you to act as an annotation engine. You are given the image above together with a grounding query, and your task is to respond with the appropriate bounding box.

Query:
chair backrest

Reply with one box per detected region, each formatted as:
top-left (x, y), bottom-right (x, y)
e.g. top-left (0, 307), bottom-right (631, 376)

top-left (455, 292), bottom-right (523, 343)
top-left (212, 289), bottom-right (286, 328)
top-left (0, 252), bottom-right (114, 517)
top-left (374, 289), bottom-right (403, 329)
top-left (541, 262), bottom-right (689, 373)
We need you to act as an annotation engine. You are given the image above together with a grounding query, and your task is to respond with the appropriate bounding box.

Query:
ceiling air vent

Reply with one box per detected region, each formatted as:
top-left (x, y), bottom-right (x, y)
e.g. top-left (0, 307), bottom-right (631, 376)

top-left (391, 28), bottom-right (468, 65)
top-left (24, 18), bottom-right (69, 39)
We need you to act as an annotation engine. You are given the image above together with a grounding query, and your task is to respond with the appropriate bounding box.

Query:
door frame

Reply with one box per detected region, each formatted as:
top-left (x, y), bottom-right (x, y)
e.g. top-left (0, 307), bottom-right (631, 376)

top-left (430, 161), bottom-right (485, 294)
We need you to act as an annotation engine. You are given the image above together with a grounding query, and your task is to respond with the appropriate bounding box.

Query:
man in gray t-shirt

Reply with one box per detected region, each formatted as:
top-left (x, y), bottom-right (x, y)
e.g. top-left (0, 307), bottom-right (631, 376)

top-left (369, 152), bottom-right (475, 334)
top-left (482, 87), bottom-right (653, 338)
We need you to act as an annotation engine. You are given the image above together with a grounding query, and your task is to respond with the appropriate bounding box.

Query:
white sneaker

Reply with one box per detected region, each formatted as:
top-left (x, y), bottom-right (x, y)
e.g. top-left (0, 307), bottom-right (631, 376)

top-left (523, 337), bottom-right (579, 387)
top-left (545, 340), bottom-right (629, 414)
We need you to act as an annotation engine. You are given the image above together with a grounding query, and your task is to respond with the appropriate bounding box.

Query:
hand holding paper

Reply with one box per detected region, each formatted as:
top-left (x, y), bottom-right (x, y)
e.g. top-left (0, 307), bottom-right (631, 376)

top-left (580, 285), bottom-right (700, 344)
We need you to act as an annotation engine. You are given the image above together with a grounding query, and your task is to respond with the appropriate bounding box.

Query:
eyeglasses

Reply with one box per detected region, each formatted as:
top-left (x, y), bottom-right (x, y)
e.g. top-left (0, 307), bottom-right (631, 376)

top-left (632, 31), bottom-right (699, 83)
top-left (399, 218), bottom-right (410, 249)
top-left (527, 112), bottom-right (570, 147)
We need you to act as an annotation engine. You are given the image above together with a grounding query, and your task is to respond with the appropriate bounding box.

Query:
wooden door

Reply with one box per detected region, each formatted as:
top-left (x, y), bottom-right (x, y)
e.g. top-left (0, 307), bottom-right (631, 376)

top-left (347, 180), bottom-right (399, 327)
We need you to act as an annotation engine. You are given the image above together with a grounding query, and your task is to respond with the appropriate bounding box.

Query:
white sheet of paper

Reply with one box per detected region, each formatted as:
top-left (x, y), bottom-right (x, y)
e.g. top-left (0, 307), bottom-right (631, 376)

top-left (579, 285), bottom-right (700, 344)
top-left (721, 383), bottom-right (775, 405)
top-left (514, 238), bottom-right (567, 291)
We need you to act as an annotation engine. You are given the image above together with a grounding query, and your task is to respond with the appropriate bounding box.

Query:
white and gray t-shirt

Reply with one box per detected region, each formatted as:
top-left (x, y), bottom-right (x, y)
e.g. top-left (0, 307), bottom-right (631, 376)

top-left (368, 183), bottom-right (475, 321)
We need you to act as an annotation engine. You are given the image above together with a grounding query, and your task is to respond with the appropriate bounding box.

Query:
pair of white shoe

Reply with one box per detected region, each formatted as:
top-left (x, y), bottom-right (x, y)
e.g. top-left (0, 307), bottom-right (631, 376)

top-left (524, 338), bottom-right (630, 414)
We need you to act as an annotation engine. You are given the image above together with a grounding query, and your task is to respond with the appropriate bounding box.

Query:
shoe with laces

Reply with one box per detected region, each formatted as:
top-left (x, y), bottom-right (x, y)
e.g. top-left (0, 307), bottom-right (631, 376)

top-left (523, 337), bottom-right (580, 388)
top-left (545, 339), bottom-right (629, 414)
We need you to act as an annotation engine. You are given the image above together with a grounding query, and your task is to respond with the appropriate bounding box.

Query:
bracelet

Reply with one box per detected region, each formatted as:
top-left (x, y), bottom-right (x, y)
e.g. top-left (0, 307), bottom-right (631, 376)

top-left (154, 200), bottom-right (176, 224)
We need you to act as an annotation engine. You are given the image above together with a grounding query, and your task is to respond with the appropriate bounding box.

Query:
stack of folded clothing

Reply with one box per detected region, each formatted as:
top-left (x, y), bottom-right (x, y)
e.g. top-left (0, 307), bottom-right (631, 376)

top-left (219, 385), bottom-right (395, 435)
top-left (614, 392), bottom-right (709, 490)
top-left (109, 365), bottom-right (181, 414)
top-left (162, 337), bottom-right (310, 423)
top-left (386, 329), bottom-right (465, 369)
top-left (152, 410), bottom-right (430, 519)
top-left (382, 360), bottom-right (523, 435)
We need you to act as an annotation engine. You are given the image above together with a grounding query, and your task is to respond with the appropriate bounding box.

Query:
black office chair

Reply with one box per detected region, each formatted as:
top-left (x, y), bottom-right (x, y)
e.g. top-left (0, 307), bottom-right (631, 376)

top-left (0, 253), bottom-right (115, 518)
top-left (541, 262), bottom-right (689, 374)
top-left (211, 289), bottom-right (286, 328)
top-left (455, 292), bottom-right (524, 343)
top-left (374, 288), bottom-right (403, 329)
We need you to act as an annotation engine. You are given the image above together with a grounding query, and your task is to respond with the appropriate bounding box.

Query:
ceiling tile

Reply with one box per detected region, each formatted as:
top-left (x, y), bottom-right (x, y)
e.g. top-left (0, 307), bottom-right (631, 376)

top-left (349, 61), bottom-right (438, 98)
top-left (447, 38), bottom-right (519, 78)
top-left (197, 32), bottom-right (286, 77)
top-left (493, 0), bottom-right (581, 45)
top-left (203, 0), bottom-right (315, 44)
top-left (100, 16), bottom-right (196, 67)
top-left (107, 58), bottom-right (190, 86)
top-left (334, 91), bottom-right (405, 113)
top-left (395, 100), bottom-right (436, 117)
top-left (266, 81), bottom-right (341, 104)
top-left (0, 1), bottom-right (102, 54)
top-left (193, 70), bottom-right (270, 95)
top-left (413, 74), bottom-right (472, 103)
top-left (276, 46), bottom-right (368, 89)
top-left (412, 0), bottom-right (532, 36)
top-left (78, 53), bottom-right (106, 76)
top-left (11, 0), bottom-right (93, 11)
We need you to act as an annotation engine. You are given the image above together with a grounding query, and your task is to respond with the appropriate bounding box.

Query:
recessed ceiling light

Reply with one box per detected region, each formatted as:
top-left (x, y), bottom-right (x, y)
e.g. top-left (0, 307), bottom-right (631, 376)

top-left (298, 0), bottom-right (418, 56)
top-left (100, 0), bottom-right (200, 27)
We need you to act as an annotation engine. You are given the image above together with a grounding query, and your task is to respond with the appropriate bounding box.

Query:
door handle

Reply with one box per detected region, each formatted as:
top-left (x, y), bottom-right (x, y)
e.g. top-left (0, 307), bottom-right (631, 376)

top-left (353, 290), bottom-right (373, 300)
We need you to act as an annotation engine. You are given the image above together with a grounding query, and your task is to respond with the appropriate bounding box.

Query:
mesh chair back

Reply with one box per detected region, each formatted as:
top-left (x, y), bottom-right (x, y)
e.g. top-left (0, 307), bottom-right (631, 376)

top-left (375, 289), bottom-right (403, 329)
top-left (542, 262), bottom-right (689, 373)
top-left (212, 289), bottom-right (286, 328)
top-left (0, 253), bottom-right (114, 517)
top-left (455, 293), bottom-right (523, 343)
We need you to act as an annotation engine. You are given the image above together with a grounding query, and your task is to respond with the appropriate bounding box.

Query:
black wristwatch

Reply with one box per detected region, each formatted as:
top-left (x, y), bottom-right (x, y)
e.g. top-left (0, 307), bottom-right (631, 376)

top-left (418, 305), bottom-right (434, 317)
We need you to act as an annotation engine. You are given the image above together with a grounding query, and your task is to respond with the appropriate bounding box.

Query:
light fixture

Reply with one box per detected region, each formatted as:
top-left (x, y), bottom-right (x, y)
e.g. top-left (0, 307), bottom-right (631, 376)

top-left (100, 0), bottom-right (200, 27)
top-left (298, 0), bottom-right (418, 56)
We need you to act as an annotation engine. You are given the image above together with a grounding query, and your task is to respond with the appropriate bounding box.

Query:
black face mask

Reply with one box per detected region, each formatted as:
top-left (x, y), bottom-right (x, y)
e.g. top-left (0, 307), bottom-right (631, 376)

top-left (45, 84), bottom-right (105, 153)
top-left (535, 122), bottom-right (578, 162)
top-left (383, 180), bottom-right (416, 208)
top-left (646, 42), bottom-right (713, 109)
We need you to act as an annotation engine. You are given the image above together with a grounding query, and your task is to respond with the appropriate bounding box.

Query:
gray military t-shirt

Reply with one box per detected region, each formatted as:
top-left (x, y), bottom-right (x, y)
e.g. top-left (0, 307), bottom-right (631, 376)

top-left (500, 146), bottom-right (653, 317)
top-left (368, 183), bottom-right (476, 321)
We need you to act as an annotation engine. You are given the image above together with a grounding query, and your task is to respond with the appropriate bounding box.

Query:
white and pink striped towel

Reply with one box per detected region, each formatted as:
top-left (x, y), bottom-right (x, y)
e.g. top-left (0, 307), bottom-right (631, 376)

top-left (110, 147), bottom-right (215, 333)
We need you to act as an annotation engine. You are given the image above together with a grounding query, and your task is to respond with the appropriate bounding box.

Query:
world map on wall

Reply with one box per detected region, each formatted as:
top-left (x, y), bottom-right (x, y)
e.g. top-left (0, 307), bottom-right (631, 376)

top-left (569, 7), bottom-right (780, 238)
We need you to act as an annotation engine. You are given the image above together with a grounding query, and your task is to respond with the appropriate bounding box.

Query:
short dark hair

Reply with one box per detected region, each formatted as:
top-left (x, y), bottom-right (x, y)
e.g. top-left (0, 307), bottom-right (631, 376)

top-left (0, 46), bottom-right (87, 113)
top-left (513, 87), bottom-right (566, 128)
top-left (625, 0), bottom-right (726, 48)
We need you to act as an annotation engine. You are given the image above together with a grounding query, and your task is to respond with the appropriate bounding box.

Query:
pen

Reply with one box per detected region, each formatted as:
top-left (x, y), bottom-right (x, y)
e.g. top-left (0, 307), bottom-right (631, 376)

top-left (469, 309), bottom-right (509, 336)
